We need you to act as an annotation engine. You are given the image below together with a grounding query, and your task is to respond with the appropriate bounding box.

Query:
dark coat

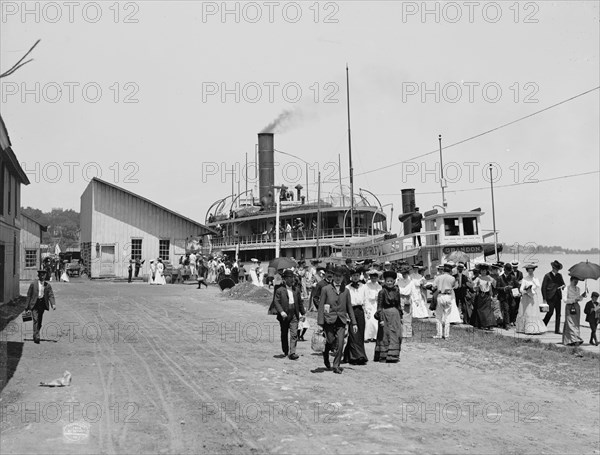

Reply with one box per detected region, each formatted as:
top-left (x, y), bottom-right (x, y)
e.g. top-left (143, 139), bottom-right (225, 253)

top-left (311, 278), bottom-right (331, 310)
top-left (26, 280), bottom-right (55, 311)
top-left (584, 300), bottom-right (599, 325)
top-left (541, 271), bottom-right (565, 301)
top-left (268, 285), bottom-right (305, 320)
top-left (317, 283), bottom-right (357, 326)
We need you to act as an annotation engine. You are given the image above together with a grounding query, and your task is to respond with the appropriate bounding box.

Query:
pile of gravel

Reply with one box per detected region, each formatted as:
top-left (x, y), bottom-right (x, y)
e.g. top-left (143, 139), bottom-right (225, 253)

top-left (221, 282), bottom-right (273, 306)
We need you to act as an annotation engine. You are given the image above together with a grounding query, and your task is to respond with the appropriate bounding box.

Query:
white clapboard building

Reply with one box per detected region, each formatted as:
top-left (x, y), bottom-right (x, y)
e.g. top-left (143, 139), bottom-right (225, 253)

top-left (80, 178), bottom-right (214, 279)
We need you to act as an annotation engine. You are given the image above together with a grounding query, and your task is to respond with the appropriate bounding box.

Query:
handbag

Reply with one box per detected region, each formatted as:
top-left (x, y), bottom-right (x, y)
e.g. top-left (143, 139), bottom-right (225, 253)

top-left (539, 302), bottom-right (549, 313)
top-left (569, 304), bottom-right (577, 315)
top-left (311, 329), bottom-right (325, 353)
top-left (22, 310), bottom-right (32, 322)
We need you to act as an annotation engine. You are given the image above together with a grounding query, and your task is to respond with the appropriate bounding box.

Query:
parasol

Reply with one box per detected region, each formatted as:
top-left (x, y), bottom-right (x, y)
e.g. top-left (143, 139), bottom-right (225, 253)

top-left (218, 277), bottom-right (236, 291)
top-left (446, 250), bottom-right (469, 264)
top-left (269, 257), bottom-right (298, 271)
top-left (568, 260), bottom-right (600, 293)
top-left (568, 261), bottom-right (600, 281)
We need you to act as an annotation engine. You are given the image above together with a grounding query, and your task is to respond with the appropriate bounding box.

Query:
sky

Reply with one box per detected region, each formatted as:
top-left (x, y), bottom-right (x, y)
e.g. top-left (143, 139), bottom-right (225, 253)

top-left (1, 1), bottom-right (599, 250)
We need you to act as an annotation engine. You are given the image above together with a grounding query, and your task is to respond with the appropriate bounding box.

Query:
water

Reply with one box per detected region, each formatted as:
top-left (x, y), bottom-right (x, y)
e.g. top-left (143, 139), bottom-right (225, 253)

top-left (501, 253), bottom-right (600, 328)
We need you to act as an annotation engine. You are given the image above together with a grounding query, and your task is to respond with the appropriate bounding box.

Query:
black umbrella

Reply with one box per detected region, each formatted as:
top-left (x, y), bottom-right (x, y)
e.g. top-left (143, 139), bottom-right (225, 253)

top-left (269, 257), bottom-right (298, 271)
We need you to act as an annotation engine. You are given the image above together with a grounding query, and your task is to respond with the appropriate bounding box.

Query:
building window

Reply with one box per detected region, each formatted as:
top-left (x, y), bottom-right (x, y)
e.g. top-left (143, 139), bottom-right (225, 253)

top-left (463, 217), bottom-right (479, 236)
top-left (131, 239), bottom-right (142, 261)
top-left (8, 174), bottom-right (12, 215)
top-left (159, 239), bottom-right (170, 261)
top-left (444, 218), bottom-right (460, 236)
top-left (25, 249), bottom-right (37, 268)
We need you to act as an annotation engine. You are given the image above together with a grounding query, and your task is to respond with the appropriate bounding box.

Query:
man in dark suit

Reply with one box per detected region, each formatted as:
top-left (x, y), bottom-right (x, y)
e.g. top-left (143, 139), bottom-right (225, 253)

top-left (411, 207), bottom-right (423, 246)
top-left (268, 269), bottom-right (305, 360)
top-left (317, 267), bottom-right (358, 374)
top-left (542, 260), bottom-right (566, 334)
top-left (496, 263), bottom-right (519, 330)
top-left (26, 269), bottom-right (56, 344)
top-left (453, 262), bottom-right (472, 322)
top-left (309, 266), bottom-right (333, 311)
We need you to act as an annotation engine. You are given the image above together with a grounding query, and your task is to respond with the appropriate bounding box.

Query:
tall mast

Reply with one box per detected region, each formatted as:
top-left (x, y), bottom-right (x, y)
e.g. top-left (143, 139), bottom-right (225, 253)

top-left (346, 64), bottom-right (355, 236)
top-left (316, 172), bottom-right (322, 259)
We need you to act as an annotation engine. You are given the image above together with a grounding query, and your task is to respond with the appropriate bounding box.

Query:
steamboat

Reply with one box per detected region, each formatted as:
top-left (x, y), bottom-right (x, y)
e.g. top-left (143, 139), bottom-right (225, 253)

top-left (204, 132), bottom-right (500, 276)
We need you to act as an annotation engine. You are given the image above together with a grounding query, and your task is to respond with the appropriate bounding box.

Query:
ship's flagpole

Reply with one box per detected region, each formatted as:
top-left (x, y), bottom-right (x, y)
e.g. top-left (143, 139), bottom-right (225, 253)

top-left (346, 64), bottom-right (355, 236)
top-left (316, 172), bottom-right (321, 260)
top-left (275, 186), bottom-right (281, 259)
top-left (489, 164), bottom-right (499, 262)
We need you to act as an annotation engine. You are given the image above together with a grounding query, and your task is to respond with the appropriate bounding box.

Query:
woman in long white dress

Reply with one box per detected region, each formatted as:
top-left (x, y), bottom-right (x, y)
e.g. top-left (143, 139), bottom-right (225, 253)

top-left (410, 266), bottom-right (430, 319)
top-left (446, 264), bottom-right (463, 324)
top-left (155, 259), bottom-right (166, 285)
top-left (396, 266), bottom-right (415, 338)
top-left (563, 276), bottom-right (585, 346)
top-left (516, 264), bottom-right (546, 334)
top-left (363, 269), bottom-right (381, 342)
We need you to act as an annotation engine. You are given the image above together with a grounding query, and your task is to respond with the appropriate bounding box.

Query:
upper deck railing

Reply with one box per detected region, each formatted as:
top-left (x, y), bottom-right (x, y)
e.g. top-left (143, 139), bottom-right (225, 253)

top-left (210, 227), bottom-right (387, 249)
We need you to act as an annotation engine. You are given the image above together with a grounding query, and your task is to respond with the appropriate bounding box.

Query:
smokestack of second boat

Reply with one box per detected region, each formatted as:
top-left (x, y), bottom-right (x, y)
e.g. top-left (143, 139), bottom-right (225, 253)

top-left (258, 133), bottom-right (275, 207)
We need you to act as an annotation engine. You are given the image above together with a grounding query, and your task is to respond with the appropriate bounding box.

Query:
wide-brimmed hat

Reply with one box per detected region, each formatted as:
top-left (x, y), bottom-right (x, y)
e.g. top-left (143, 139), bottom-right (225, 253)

top-left (37, 268), bottom-right (47, 274)
top-left (399, 265), bottom-right (412, 274)
top-left (456, 262), bottom-right (466, 268)
top-left (510, 260), bottom-right (519, 267)
top-left (551, 260), bottom-right (563, 270)
top-left (524, 263), bottom-right (538, 270)
top-left (348, 268), bottom-right (361, 276)
top-left (383, 270), bottom-right (397, 280)
top-left (366, 268), bottom-right (381, 276)
top-left (478, 263), bottom-right (490, 269)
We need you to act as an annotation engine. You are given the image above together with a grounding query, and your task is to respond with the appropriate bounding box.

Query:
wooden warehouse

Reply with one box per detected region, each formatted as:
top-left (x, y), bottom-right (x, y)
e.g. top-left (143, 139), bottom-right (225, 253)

top-left (19, 213), bottom-right (48, 281)
top-left (80, 178), bottom-right (215, 279)
top-left (0, 115), bottom-right (30, 303)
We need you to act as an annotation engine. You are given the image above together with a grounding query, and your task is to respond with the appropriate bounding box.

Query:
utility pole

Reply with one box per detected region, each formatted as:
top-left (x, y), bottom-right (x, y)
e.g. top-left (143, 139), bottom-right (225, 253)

top-left (316, 172), bottom-right (321, 260)
top-left (346, 64), bottom-right (355, 236)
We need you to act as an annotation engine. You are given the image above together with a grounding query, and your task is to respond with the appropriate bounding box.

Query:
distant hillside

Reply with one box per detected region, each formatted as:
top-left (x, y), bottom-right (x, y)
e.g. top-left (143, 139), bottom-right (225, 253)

top-left (21, 207), bottom-right (80, 250)
top-left (503, 243), bottom-right (599, 256)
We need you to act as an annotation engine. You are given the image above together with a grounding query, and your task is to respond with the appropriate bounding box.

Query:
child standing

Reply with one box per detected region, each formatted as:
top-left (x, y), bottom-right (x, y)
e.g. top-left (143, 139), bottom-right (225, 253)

top-left (583, 291), bottom-right (600, 346)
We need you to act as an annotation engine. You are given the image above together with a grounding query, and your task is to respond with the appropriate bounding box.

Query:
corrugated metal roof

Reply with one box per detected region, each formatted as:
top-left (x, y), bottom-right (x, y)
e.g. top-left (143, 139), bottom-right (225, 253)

top-left (89, 177), bottom-right (218, 235)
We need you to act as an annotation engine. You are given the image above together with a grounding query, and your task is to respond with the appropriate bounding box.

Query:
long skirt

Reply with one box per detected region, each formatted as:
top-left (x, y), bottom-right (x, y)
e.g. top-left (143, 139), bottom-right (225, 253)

top-left (410, 288), bottom-right (429, 319)
top-left (374, 307), bottom-right (402, 363)
top-left (343, 306), bottom-right (368, 364)
top-left (563, 303), bottom-right (583, 346)
top-left (471, 292), bottom-right (496, 328)
top-left (515, 294), bottom-right (546, 334)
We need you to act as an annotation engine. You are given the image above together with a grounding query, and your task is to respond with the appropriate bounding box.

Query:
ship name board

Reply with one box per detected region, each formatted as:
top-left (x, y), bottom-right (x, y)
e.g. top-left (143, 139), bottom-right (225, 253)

top-left (442, 245), bottom-right (483, 254)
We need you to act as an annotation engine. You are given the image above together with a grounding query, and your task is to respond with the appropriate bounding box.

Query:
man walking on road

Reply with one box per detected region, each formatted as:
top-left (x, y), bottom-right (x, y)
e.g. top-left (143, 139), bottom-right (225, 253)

top-left (268, 270), bottom-right (305, 360)
top-left (542, 260), bottom-right (566, 334)
top-left (26, 269), bottom-right (56, 344)
top-left (317, 267), bottom-right (358, 374)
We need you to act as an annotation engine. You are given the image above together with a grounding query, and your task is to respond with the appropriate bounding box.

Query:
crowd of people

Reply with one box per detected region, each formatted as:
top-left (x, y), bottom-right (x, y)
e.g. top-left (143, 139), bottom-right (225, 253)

top-left (265, 257), bottom-right (600, 374)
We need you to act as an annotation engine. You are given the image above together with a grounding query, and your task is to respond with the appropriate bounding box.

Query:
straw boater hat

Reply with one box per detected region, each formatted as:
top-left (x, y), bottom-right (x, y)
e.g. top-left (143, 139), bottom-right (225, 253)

top-left (367, 268), bottom-right (381, 276)
top-left (510, 260), bottom-right (519, 267)
top-left (524, 263), bottom-right (537, 270)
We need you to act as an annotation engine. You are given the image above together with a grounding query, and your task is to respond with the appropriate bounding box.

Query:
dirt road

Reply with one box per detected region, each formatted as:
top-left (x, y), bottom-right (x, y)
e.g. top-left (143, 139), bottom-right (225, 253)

top-left (1, 280), bottom-right (599, 454)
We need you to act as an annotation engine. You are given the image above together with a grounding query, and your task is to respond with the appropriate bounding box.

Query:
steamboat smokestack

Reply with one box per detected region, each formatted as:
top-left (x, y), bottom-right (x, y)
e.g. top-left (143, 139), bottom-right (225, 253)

top-left (401, 188), bottom-right (416, 235)
top-left (258, 133), bottom-right (275, 207)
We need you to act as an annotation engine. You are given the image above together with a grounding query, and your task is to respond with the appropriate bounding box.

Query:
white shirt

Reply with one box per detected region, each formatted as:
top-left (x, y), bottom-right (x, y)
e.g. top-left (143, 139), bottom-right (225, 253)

top-left (286, 286), bottom-right (295, 305)
top-left (38, 281), bottom-right (44, 298)
top-left (348, 283), bottom-right (364, 306)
